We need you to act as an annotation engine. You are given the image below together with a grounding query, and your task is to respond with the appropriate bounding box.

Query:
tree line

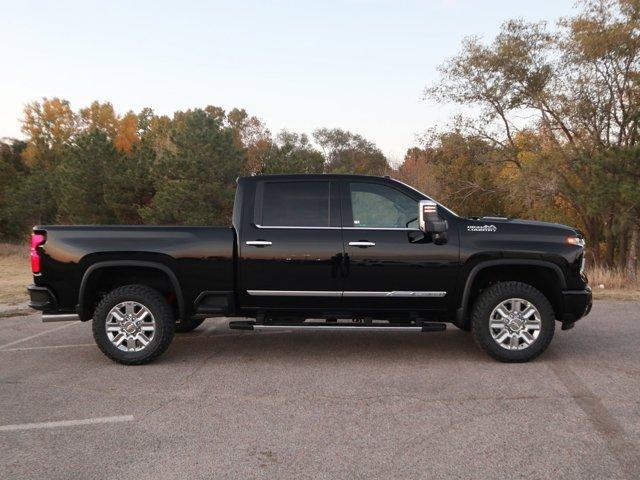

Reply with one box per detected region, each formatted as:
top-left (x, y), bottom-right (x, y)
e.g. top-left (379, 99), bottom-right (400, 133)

top-left (0, 0), bottom-right (638, 277)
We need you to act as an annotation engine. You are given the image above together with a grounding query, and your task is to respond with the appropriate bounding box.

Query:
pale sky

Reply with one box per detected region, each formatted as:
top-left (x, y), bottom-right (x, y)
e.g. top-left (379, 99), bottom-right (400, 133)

top-left (1, 0), bottom-right (578, 163)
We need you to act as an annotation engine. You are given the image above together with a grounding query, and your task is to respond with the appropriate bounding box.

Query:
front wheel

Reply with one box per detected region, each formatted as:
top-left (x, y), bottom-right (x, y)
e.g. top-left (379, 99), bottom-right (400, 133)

top-left (92, 284), bottom-right (175, 365)
top-left (471, 281), bottom-right (555, 362)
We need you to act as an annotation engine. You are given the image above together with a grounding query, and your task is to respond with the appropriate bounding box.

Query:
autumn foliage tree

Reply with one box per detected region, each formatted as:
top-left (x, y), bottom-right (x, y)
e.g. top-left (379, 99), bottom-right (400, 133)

top-left (414, 0), bottom-right (640, 274)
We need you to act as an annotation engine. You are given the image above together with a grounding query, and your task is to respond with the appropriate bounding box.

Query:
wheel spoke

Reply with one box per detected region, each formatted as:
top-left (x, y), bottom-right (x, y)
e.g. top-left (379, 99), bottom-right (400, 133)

top-left (525, 320), bottom-right (541, 330)
top-left (511, 299), bottom-right (521, 313)
top-left (490, 319), bottom-right (506, 329)
top-left (521, 331), bottom-right (535, 345)
top-left (136, 309), bottom-right (149, 322)
top-left (125, 302), bottom-right (135, 315)
top-left (509, 334), bottom-right (520, 349)
top-left (495, 329), bottom-right (509, 344)
top-left (137, 333), bottom-right (150, 346)
top-left (113, 333), bottom-right (126, 346)
top-left (106, 325), bottom-right (122, 333)
top-left (522, 306), bottom-right (536, 319)
top-left (140, 324), bottom-right (155, 332)
top-left (495, 306), bottom-right (510, 319)
top-left (126, 337), bottom-right (136, 350)
top-left (110, 311), bottom-right (124, 323)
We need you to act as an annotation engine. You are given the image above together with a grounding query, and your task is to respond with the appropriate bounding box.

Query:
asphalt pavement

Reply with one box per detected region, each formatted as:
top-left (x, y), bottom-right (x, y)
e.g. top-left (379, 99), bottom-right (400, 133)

top-left (0, 300), bottom-right (639, 479)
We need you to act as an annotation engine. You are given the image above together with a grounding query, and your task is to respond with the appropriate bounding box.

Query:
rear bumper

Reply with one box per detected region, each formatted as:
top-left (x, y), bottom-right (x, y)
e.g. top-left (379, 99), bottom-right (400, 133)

top-left (27, 284), bottom-right (57, 311)
top-left (561, 286), bottom-right (592, 324)
top-left (28, 284), bottom-right (79, 322)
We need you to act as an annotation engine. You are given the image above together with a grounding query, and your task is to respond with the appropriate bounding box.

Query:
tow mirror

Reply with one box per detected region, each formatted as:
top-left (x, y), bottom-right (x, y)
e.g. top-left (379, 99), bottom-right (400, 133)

top-left (419, 200), bottom-right (447, 234)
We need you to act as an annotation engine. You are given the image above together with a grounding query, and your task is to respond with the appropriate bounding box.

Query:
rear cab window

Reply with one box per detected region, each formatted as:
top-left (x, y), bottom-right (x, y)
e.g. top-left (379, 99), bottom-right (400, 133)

top-left (256, 181), bottom-right (334, 227)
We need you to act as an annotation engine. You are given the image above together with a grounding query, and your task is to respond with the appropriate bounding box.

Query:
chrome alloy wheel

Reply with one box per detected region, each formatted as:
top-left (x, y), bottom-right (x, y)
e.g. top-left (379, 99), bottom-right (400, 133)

top-left (105, 301), bottom-right (156, 352)
top-left (489, 298), bottom-right (541, 351)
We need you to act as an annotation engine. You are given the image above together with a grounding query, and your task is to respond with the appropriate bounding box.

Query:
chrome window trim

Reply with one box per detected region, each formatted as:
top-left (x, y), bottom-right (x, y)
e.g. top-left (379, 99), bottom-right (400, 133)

top-left (344, 226), bottom-right (420, 232)
top-left (246, 290), bottom-right (446, 298)
top-left (254, 224), bottom-right (340, 230)
top-left (253, 224), bottom-right (420, 231)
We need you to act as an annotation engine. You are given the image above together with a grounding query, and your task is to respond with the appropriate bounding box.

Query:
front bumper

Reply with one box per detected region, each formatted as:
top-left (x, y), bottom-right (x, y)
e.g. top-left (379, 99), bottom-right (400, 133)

top-left (561, 286), bottom-right (593, 324)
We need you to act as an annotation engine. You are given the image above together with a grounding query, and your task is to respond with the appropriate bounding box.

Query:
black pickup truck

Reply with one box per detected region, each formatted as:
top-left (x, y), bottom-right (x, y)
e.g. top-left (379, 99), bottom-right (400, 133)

top-left (28, 174), bottom-right (592, 364)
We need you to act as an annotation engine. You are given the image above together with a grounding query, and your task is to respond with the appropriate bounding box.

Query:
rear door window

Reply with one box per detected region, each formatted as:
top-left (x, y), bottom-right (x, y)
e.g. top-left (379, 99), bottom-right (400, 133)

top-left (260, 181), bottom-right (331, 227)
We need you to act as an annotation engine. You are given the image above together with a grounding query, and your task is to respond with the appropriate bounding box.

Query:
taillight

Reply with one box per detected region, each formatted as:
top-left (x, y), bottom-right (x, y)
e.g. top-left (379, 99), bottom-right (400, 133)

top-left (31, 232), bottom-right (46, 274)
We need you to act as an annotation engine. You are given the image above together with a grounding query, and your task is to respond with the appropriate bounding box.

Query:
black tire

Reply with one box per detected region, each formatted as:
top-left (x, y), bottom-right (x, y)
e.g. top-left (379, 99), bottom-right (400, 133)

top-left (471, 281), bottom-right (555, 363)
top-left (92, 284), bottom-right (175, 365)
top-left (175, 317), bottom-right (206, 333)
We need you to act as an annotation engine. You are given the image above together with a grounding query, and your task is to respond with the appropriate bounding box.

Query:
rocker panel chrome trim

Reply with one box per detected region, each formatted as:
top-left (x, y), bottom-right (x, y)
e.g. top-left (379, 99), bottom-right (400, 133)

top-left (343, 291), bottom-right (446, 297)
top-left (246, 290), bottom-right (446, 298)
top-left (247, 290), bottom-right (342, 297)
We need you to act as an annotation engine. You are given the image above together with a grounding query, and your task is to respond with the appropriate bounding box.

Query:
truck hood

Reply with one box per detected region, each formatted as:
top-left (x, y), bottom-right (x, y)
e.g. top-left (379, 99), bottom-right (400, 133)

top-left (478, 217), bottom-right (581, 235)
top-left (463, 216), bottom-right (582, 242)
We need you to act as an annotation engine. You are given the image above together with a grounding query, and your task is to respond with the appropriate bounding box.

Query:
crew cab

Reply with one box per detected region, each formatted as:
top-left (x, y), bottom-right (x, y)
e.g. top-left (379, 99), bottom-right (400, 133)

top-left (27, 174), bottom-right (592, 364)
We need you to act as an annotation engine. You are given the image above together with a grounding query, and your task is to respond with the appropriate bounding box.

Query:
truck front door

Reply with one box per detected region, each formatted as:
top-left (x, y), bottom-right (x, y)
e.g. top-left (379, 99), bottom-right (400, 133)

top-left (340, 180), bottom-right (459, 313)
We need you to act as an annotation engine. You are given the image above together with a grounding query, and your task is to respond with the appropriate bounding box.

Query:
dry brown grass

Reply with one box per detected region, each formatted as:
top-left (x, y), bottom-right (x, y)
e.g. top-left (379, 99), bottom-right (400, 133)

top-left (0, 242), bottom-right (31, 304)
top-left (588, 265), bottom-right (640, 301)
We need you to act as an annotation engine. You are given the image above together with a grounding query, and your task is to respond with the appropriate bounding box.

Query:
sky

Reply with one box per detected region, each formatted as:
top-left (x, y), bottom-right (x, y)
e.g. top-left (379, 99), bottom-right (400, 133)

top-left (1, 0), bottom-right (578, 164)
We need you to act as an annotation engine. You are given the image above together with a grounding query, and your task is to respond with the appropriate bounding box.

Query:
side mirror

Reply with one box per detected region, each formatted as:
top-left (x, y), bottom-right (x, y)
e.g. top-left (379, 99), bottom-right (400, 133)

top-left (419, 200), bottom-right (447, 234)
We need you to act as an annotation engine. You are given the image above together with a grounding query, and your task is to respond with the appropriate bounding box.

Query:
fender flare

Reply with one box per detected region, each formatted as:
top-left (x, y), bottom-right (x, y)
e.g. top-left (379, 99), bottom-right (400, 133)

top-left (78, 260), bottom-right (185, 321)
top-left (456, 259), bottom-right (566, 324)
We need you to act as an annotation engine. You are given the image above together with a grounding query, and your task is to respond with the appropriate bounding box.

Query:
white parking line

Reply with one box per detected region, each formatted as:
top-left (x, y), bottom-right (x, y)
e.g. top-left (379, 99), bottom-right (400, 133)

top-left (0, 343), bottom-right (94, 352)
top-left (0, 415), bottom-right (134, 432)
top-left (0, 321), bottom-right (80, 350)
top-left (0, 327), bottom-right (291, 353)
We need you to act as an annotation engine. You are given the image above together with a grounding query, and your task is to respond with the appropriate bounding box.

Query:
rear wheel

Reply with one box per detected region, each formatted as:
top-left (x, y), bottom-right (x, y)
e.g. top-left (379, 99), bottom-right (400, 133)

top-left (92, 284), bottom-right (175, 365)
top-left (471, 281), bottom-right (555, 362)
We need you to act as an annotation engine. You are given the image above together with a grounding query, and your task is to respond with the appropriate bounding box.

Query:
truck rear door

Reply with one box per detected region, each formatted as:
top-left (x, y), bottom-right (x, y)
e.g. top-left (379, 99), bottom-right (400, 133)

top-left (238, 179), bottom-right (344, 312)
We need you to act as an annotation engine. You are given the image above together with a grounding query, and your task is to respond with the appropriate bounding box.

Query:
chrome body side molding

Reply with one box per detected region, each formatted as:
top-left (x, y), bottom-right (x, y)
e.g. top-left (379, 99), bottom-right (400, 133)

top-left (247, 290), bottom-right (342, 297)
top-left (246, 290), bottom-right (446, 298)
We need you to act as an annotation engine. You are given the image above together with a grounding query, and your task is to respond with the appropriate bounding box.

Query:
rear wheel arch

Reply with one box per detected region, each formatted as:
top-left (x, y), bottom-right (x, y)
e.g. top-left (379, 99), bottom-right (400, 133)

top-left (456, 259), bottom-right (566, 329)
top-left (78, 260), bottom-right (185, 321)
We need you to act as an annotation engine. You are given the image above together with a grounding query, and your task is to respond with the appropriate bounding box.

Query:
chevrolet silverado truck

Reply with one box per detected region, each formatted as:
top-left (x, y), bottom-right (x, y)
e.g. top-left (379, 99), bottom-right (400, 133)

top-left (27, 174), bottom-right (592, 364)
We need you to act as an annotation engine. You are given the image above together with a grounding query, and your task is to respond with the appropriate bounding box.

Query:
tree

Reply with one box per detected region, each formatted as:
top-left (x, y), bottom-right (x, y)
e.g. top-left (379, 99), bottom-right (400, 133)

top-left (425, 0), bottom-right (640, 271)
top-left (21, 98), bottom-right (77, 170)
top-left (55, 130), bottom-right (120, 224)
top-left (258, 131), bottom-right (324, 174)
top-left (139, 107), bottom-right (245, 225)
top-left (0, 139), bottom-right (30, 239)
top-left (313, 128), bottom-right (390, 175)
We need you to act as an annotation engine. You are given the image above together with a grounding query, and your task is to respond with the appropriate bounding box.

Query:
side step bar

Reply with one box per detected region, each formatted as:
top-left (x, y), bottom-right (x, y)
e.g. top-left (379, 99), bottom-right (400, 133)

top-left (42, 313), bottom-right (80, 322)
top-left (229, 321), bottom-right (446, 332)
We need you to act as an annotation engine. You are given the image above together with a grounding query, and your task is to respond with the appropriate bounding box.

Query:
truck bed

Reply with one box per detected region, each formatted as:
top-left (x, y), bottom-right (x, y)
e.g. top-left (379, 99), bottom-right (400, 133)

top-left (33, 225), bottom-right (236, 318)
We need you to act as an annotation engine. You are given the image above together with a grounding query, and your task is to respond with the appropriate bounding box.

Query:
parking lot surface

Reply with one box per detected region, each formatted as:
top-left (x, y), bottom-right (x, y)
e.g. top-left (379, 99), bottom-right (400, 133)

top-left (1, 300), bottom-right (639, 479)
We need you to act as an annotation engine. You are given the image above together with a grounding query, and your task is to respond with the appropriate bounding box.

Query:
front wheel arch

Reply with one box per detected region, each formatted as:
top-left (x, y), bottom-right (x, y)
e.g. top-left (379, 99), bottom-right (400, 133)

top-left (455, 259), bottom-right (566, 329)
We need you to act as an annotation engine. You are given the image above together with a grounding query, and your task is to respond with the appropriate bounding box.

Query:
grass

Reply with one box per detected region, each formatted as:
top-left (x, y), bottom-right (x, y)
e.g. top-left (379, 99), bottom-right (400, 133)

top-left (0, 242), bottom-right (638, 304)
top-left (0, 243), bottom-right (32, 305)
top-left (588, 264), bottom-right (640, 301)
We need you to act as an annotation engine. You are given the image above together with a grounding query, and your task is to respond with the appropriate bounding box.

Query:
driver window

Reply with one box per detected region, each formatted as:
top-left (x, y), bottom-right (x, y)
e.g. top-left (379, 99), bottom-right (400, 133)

top-left (349, 182), bottom-right (418, 228)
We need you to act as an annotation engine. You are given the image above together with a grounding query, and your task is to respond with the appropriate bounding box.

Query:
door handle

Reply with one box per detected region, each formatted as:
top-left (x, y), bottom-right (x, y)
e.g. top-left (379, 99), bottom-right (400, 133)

top-left (246, 240), bottom-right (272, 247)
top-left (348, 241), bottom-right (375, 247)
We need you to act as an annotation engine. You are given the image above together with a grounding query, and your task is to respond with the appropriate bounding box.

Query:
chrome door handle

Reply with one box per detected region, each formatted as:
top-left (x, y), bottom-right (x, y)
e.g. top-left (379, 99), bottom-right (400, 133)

top-left (349, 241), bottom-right (376, 247)
top-left (246, 240), bottom-right (272, 246)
